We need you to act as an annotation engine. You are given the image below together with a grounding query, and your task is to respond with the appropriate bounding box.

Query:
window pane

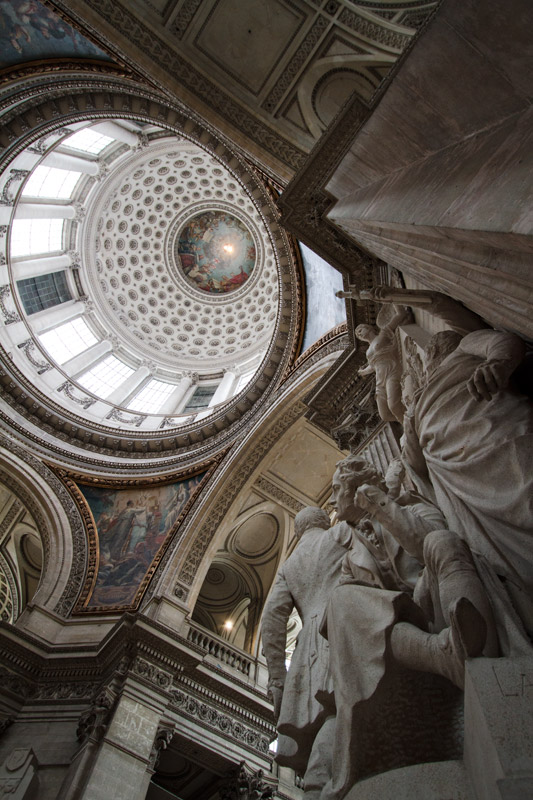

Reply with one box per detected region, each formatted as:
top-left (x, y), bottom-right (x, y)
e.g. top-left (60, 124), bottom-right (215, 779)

top-left (78, 356), bottom-right (134, 399)
top-left (17, 271), bottom-right (72, 315)
top-left (10, 219), bottom-right (64, 257)
top-left (62, 129), bottom-right (114, 154)
top-left (39, 317), bottom-right (98, 364)
top-left (22, 166), bottom-right (81, 200)
top-left (182, 384), bottom-right (217, 412)
top-left (128, 379), bottom-right (176, 414)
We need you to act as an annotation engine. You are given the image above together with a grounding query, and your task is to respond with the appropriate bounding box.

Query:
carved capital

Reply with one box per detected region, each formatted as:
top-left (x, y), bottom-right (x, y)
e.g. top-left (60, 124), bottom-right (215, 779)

top-left (219, 761), bottom-right (275, 800)
top-left (76, 689), bottom-right (115, 745)
top-left (149, 723), bottom-right (174, 770)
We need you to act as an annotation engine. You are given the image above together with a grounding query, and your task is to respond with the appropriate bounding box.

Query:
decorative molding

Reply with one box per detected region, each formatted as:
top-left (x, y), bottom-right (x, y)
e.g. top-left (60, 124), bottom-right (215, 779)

top-left (0, 170), bottom-right (29, 206)
top-left (0, 434), bottom-right (87, 617)
top-left (131, 656), bottom-right (173, 691)
top-left (254, 476), bottom-right (304, 514)
top-left (105, 408), bottom-right (146, 428)
top-left (168, 0), bottom-right (204, 39)
top-left (57, 382), bottom-right (97, 410)
top-left (0, 286), bottom-right (21, 326)
top-left (17, 340), bottom-right (52, 375)
top-left (27, 127), bottom-right (74, 154)
top-left (170, 686), bottom-right (271, 756)
top-left (0, 667), bottom-right (32, 699)
top-left (262, 15), bottom-right (329, 113)
top-left (338, 7), bottom-right (411, 50)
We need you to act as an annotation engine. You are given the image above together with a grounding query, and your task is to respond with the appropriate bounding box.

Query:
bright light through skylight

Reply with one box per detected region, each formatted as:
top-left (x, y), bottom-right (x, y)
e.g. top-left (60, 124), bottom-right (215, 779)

top-left (78, 356), bottom-right (134, 399)
top-left (10, 219), bottom-right (64, 258)
top-left (128, 379), bottom-right (176, 414)
top-left (22, 166), bottom-right (81, 200)
top-left (39, 317), bottom-right (98, 364)
top-left (62, 128), bottom-right (114, 155)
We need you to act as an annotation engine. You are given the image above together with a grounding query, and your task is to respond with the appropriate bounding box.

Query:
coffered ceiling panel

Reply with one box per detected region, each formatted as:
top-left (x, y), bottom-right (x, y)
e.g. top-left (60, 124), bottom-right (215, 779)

top-left (195, 0), bottom-right (306, 95)
top-left (53, 0), bottom-right (438, 179)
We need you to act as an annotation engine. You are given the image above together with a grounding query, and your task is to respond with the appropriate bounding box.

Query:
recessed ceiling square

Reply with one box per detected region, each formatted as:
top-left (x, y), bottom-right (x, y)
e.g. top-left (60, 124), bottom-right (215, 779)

top-left (195, 0), bottom-right (304, 94)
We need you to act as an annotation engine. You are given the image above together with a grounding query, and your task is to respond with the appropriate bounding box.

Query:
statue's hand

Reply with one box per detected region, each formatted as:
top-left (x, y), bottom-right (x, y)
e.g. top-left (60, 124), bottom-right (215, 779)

top-left (358, 365), bottom-right (373, 376)
top-left (268, 685), bottom-right (284, 720)
top-left (467, 359), bottom-right (510, 402)
top-left (355, 483), bottom-right (388, 513)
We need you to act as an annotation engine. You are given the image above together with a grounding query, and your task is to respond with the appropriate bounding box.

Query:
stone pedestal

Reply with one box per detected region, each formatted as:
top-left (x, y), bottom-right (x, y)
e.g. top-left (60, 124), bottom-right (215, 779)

top-left (464, 656), bottom-right (533, 800)
top-left (344, 761), bottom-right (471, 800)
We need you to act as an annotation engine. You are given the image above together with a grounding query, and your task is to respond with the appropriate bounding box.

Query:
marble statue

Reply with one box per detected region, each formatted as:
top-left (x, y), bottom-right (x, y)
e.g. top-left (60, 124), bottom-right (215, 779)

top-left (355, 304), bottom-right (411, 424)
top-left (403, 328), bottom-right (533, 634)
top-left (322, 455), bottom-right (495, 799)
top-left (261, 506), bottom-right (349, 799)
top-left (343, 285), bottom-right (486, 335)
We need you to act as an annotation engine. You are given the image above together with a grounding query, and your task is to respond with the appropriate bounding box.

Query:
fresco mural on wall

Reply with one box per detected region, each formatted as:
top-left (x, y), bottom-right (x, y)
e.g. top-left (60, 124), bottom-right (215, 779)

top-left (79, 473), bottom-right (206, 609)
top-left (0, 0), bottom-right (111, 69)
top-left (177, 210), bottom-right (256, 294)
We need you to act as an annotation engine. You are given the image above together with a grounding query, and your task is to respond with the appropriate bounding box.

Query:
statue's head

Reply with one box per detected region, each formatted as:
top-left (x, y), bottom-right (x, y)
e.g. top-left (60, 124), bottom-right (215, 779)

top-left (330, 455), bottom-right (384, 523)
top-left (294, 506), bottom-right (330, 539)
top-left (355, 323), bottom-right (377, 342)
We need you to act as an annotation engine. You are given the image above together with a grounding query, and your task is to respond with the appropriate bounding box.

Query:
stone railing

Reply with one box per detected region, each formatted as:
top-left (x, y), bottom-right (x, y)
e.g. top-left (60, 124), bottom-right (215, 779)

top-left (186, 622), bottom-right (254, 678)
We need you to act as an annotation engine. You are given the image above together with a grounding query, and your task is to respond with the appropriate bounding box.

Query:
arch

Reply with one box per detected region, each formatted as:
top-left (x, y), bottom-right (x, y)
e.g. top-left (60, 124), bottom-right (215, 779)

top-left (0, 436), bottom-right (87, 622)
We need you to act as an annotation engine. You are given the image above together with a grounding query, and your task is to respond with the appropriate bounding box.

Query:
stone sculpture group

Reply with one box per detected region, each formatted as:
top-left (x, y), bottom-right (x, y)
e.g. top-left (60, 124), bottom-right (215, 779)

top-left (262, 287), bottom-right (533, 799)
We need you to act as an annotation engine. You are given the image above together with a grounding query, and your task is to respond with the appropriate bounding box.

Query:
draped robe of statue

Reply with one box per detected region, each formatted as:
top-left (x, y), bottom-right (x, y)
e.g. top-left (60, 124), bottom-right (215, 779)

top-left (405, 329), bottom-right (533, 600)
top-left (261, 522), bottom-right (350, 777)
top-left (321, 499), bottom-right (468, 799)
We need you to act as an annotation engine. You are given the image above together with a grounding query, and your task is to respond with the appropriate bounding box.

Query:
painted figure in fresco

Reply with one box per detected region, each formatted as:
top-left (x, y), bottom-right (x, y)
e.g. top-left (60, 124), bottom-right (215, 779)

top-left (355, 304), bottom-right (411, 424)
top-left (103, 499), bottom-right (147, 561)
top-left (262, 506), bottom-right (349, 799)
top-left (177, 211), bottom-right (255, 294)
top-left (84, 475), bottom-right (205, 608)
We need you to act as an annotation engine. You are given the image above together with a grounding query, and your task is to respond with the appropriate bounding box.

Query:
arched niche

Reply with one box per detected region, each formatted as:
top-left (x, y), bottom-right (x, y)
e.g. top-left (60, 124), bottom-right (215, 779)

top-left (0, 439), bottom-right (87, 626)
top-left (191, 505), bottom-right (288, 655)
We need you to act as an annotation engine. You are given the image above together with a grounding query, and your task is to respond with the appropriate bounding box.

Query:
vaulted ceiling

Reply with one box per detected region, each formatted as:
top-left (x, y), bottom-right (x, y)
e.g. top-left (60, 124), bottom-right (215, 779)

top-left (51, 0), bottom-right (438, 180)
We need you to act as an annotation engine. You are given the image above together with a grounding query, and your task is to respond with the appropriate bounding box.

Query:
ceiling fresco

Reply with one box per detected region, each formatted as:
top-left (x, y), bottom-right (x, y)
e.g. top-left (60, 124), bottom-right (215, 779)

top-left (177, 210), bottom-right (256, 295)
top-left (0, 0), bottom-right (110, 68)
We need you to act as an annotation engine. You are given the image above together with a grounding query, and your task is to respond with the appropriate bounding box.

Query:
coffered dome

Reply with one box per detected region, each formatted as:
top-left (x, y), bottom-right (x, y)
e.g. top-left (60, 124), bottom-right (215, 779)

top-left (84, 139), bottom-right (278, 373)
top-left (0, 103), bottom-right (300, 474)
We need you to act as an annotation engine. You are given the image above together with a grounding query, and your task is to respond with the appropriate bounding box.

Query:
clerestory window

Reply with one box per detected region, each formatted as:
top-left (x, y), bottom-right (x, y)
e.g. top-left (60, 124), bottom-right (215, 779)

top-left (77, 355), bottom-right (134, 399)
top-left (39, 316), bottom-right (98, 364)
top-left (61, 128), bottom-right (114, 155)
top-left (182, 384), bottom-right (217, 413)
top-left (22, 166), bottom-right (81, 200)
top-left (10, 219), bottom-right (64, 258)
top-left (127, 379), bottom-right (176, 414)
top-left (17, 271), bottom-right (72, 315)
